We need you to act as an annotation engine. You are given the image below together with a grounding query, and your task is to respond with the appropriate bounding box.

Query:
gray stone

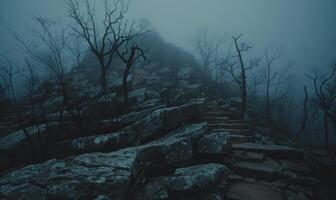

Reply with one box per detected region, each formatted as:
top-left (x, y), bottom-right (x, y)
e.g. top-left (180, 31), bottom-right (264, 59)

top-left (197, 132), bottom-right (231, 154)
top-left (0, 149), bottom-right (139, 200)
top-left (124, 103), bottom-right (200, 143)
top-left (137, 122), bottom-right (208, 165)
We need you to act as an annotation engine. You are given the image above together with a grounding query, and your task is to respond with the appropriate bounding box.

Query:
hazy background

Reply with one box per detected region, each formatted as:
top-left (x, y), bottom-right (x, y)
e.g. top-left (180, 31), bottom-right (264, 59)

top-left (1, 0), bottom-right (336, 79)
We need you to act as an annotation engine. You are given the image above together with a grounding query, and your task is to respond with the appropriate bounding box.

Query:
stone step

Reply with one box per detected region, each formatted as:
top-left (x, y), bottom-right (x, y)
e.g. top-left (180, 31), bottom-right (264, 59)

top-left (203, 116), bottom-right (230, 121)
top-left (203, 112), bottom-right (233, 116)
top-left (201, 104), bottom-right (231, 109)
top-left (225, 119), bottom-right (250, 123)
top-left (230, 134), bottom-right (254, 144)
top-left (208, 123), bottom-right (250, 129)
top-left (211, 128), bottom-right (251, 135)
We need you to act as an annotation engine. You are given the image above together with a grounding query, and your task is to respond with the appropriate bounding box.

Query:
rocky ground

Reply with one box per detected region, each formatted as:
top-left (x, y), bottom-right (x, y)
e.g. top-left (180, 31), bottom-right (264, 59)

top-left (0, 98), bottom-right (336, 200)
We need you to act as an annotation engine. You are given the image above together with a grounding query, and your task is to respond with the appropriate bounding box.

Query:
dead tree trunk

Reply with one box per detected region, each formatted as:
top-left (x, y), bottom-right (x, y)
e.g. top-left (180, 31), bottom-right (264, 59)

top-left (233, 36), bottom-right (248, 118)
top-left (117, 44), bottom-right (148, 107)
top-left (296, 86), bottom-right (308, 138)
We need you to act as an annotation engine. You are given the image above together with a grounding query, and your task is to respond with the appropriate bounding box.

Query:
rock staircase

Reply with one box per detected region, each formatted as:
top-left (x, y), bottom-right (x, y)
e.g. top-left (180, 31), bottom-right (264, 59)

top-left (199, 98), bottom-right (334, 200)
top-left (200, 99), bottom-right (253, 144)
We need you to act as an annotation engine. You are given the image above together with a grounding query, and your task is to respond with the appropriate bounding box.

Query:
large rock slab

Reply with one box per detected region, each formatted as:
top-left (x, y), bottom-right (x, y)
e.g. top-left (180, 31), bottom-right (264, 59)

top-left (232, 143), bottom-right (303, 158)
top-left (0, 149), bottom-right (140, 200)
top-left (124, 103), bottom-right (200, 143)
top-left (197, 132), bottom-right (231, 155)
top-left (137, 163), bottom-right (228, 200)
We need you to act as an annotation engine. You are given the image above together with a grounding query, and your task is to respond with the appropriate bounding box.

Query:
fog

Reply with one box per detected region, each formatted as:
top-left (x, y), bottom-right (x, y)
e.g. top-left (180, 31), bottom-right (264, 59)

top-left (1, 0), bottom-right (336, 76)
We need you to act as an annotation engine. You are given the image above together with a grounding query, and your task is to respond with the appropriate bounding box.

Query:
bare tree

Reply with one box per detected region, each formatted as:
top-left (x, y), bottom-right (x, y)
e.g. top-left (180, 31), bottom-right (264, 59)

top-left (296, 86), bottom-right (308, 138)
top-left (117, 42), bottom-right (148, 107)
top-left (66, 0), bottom-right (143, 93)
top-left (224, 35), bottom-right (251, 118)
top-left (307, 65), bottom-right (336, 148)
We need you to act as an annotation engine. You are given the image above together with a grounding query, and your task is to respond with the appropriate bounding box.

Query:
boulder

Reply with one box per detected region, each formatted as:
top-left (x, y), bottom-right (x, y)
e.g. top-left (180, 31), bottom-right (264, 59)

top-left (232, 143), bottom-right (304, 158)
top-left (137, 163), bottom-right (228, 200)
top-left (137, 122), bottom-right (208, 165)
top-left (197, 132), bottom-right (231, 155)
top-left (124, 103), bottom-right (200, 143)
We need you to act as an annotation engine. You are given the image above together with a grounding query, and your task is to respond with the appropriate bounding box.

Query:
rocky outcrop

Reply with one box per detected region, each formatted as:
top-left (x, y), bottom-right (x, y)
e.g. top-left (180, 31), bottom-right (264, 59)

top-left (0, 122), bottom-right (208, 200)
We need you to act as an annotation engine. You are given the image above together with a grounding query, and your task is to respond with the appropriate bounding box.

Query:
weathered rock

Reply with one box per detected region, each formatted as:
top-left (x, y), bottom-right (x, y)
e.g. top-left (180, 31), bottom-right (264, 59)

top-left (0, 122), bottom-right (208, 200)
top-left (0, 149), bottom-right (140, 200)
top-left (53, 130), bottom-right (136, 157)
top-left (124, 103), bottom-right (200, 143)
top-left (137, 163), bottom-right (228, 200)
top-left (232, 143), bottom-right (303, 158)
top-left (197, 132), bottom-right (231, 155)
top-left (225, 182), bottom-right (283, 200)
top-left (137, 122), bottom-right (208, 165)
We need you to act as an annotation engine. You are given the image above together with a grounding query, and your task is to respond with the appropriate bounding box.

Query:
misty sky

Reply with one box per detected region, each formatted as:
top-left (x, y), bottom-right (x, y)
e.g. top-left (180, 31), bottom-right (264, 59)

top-left (1, 0), bottom-right (336, 77)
